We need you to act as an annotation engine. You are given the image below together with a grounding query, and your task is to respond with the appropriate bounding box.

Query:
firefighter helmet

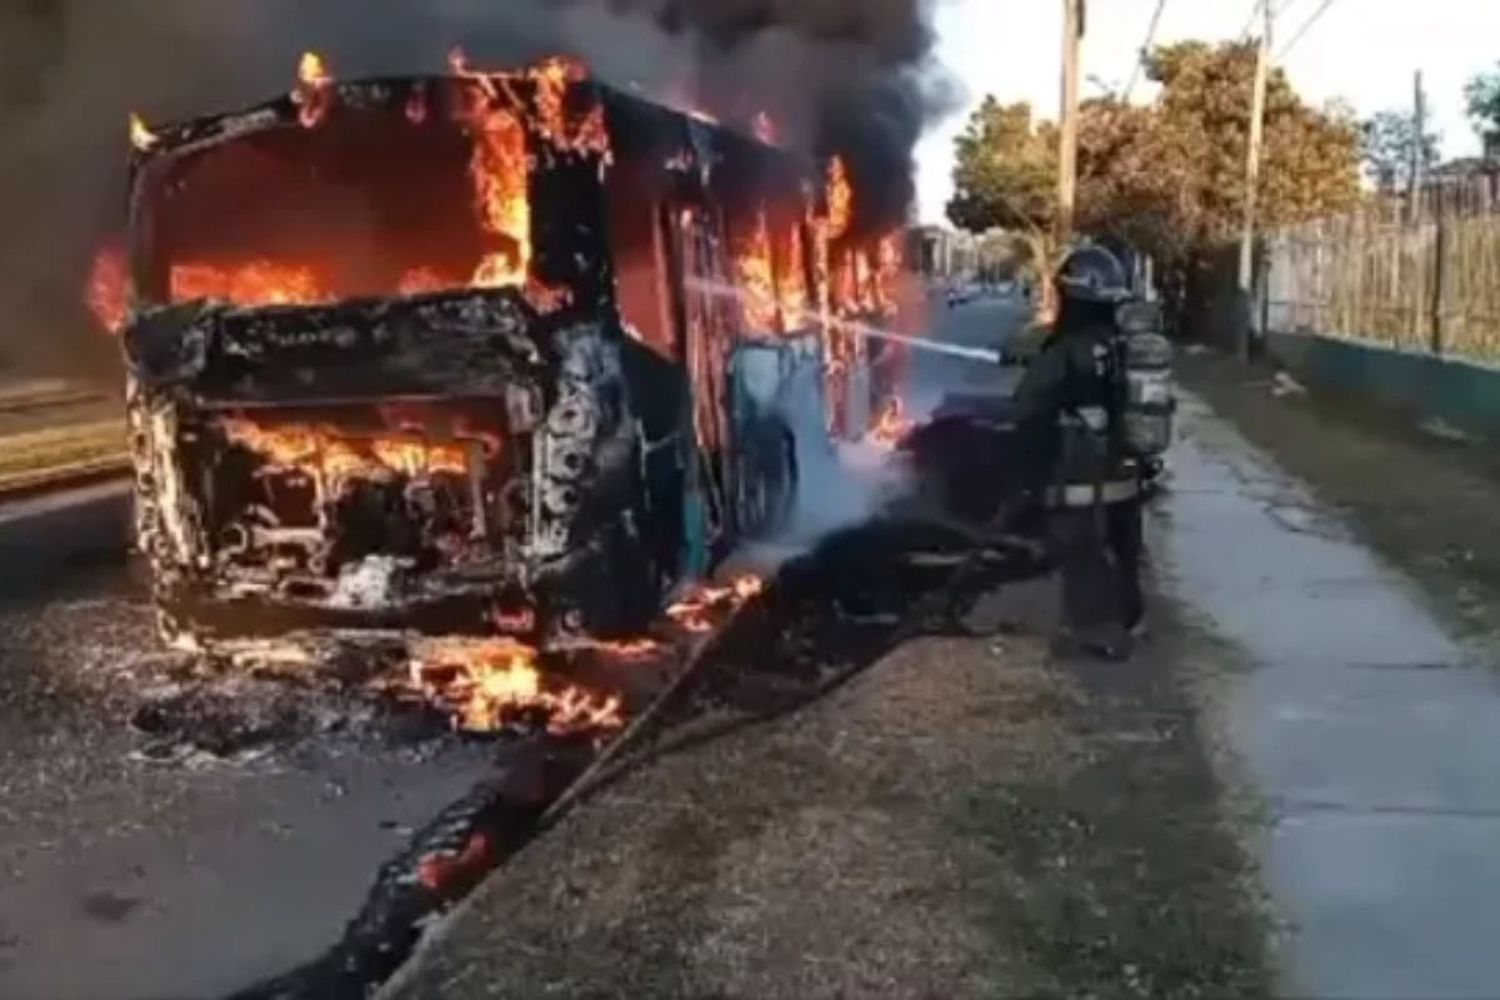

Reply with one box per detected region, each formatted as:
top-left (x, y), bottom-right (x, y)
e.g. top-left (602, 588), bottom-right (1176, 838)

top-left (1055, 244), bottom-right (1130, 304)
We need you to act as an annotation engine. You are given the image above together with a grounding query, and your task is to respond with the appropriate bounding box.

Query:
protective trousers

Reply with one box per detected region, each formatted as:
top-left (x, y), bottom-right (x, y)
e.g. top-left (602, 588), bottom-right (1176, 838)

top-left (1046, 497), bottom-right (1143, 645)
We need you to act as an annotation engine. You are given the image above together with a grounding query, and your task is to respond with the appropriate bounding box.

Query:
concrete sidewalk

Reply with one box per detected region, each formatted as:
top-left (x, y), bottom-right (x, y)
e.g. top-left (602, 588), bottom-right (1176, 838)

top-left (1157, 381), bottom-right (1500, 998)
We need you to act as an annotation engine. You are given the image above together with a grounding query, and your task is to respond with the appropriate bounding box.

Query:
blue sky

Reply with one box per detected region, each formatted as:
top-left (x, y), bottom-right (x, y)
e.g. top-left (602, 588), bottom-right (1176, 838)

top-left (915, 0), bottom-right (1500, 223)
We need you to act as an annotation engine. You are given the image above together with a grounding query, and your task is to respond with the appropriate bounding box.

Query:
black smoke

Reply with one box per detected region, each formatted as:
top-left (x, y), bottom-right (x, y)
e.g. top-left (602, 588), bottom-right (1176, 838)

top-left (558, 0), bottom-right (955, 235)
top-left (0, 0), bottom-right (954, 380)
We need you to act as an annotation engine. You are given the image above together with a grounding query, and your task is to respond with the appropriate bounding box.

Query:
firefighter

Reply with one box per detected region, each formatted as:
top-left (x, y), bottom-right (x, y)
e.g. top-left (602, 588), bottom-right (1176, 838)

top-left (1009, 244), bottom-right (1144, 661)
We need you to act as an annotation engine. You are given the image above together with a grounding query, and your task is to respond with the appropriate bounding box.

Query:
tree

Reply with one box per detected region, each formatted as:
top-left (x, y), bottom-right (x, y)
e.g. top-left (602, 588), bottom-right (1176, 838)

top-left (1135, 41), bottom-right (1360, 250)
top-left (946, 97), bottom-right (1057, 236)
top-left (1362, 108), bottom-right (1440, 193)
top-left (946, 40), bottom-right (1361, 323)
top-left (1464, 65), bottom-right (1500, 142)
top-left (945, 97), bottom-right (1060, 295)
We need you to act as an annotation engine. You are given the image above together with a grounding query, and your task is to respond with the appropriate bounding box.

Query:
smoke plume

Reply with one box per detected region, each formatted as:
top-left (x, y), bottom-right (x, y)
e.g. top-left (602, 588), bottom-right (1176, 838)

top-left (0, 0), bottom-right (954, 381)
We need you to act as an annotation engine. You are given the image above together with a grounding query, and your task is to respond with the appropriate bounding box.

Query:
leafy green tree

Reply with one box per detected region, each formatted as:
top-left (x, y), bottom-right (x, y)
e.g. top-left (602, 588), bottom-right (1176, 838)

top-left (1136, 41), bottom-right (1361, 250)
top-left (944, 97), bottom-right (1059, 299)
top-left (946, 40), bottom-right (1361, 327)
top-left (1464, 65), bottom-right (1500, 142)
top-left (946, 97), bottom-right (1057, 235)
top-left (1362, 108), bottom-right (1441, 193)
top-left (947, 41), bottom-right (1359, 263)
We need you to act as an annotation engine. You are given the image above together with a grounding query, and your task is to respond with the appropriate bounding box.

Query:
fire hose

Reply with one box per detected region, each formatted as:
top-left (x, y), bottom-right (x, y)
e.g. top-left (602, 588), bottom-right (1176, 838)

top-left (844, 320), bottom-right (1004, 365)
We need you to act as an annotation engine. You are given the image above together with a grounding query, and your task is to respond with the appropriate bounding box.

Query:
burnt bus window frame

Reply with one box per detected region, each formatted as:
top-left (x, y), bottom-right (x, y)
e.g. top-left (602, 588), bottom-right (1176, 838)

top-left (125, 77), bottom-right (612, 319)
top-left (601, 135), bottom-right (680, 360)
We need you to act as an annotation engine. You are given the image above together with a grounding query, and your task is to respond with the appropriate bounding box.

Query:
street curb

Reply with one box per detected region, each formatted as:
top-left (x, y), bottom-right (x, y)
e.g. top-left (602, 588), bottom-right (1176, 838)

top-left (0, 477), bottom-right (133, 590)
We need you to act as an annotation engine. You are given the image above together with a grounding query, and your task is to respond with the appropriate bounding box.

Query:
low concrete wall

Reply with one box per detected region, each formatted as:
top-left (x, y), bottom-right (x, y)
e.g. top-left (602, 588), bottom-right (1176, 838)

top-left (1264, 329), bottom-right (1500, 439)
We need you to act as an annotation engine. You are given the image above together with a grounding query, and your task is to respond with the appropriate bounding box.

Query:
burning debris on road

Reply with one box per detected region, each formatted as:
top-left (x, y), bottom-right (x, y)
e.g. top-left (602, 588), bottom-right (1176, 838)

top-left (227, 508), bottom-right (1047, 1000)
top-left (402, 637), bottom-right (626, 737)
top-left (666, 574), bottom-right (766, 633)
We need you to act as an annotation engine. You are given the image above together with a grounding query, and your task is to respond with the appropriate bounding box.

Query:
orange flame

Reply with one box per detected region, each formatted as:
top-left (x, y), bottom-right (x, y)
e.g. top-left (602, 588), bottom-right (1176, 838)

top-left (129, 113), bottom-right (158, 152)
top-left (523, 276), bottom-right (573, 314)
top-left (407, 638), bottom-right (625, 735)
top-left (808, 205), bottom-right (832, 316)
top-left (491, 605), bottom-right (538, 634)
top-left (466, 101), bottom-right (531, 288)
top-left (446, 51), bottom-right (555, 292)
top-left (397, 266), bottom-right (449, 296)
top-left (827, 156), bottom-right (853, 242)
top-left (220, 416), bottom-right (472, 487)
top-left (735, 208), bottom-right (779, 332)
top-left (87, 246), bottom-right (129, 334)
top-left (530, 55), bottom-right (586, 146)
top-left (854, 250), bottom-right (875, 312)
top-left (448, 47), bottom-right (497, 100)
top-left (876, 233), bottom-right (902, 312)
top-left (417, 831), bottom-right (491, 892)
top-left (584, 637), bottom-right (662, 658)
top-left (293, 51), bottom-right (335, 128)
top-left (871, 396), bottom-right (914, 448)
top-left (665, 575), bottom-right (764, 633)
top-left (833, 250), bottom-right (857, 315)
top-left (572, 102), bottom-right (612, 161)
top-left (439, 53), bottom-right (610, 298)
top-left (299, 51), bottom-right (331, 86)
top-left (92, 52), bottom-right (612, 330)
top-left (171, 261), bottom-right (325, 307)
top-left (777, 223), bottom-right (809, 328)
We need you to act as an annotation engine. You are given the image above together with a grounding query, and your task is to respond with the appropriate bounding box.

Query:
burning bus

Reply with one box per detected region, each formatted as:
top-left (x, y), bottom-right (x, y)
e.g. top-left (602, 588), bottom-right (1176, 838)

top-left (93, 53), bottom-right (904, 661)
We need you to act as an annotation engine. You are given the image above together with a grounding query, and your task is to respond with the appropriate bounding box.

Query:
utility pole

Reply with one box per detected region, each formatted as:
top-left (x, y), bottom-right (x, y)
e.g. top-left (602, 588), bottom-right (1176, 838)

top-left (1057, 0), bottom-right (1083, 247)
top-left (1410, 69), bottom-right (1426, 224)
top-left (1237, 0), bottom-right (1271, 360)
top-left (1043, 0), bottom-right (1083, 323)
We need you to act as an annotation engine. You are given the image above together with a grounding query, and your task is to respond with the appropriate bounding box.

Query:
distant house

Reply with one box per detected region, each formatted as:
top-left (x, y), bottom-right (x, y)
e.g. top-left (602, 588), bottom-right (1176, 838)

top-left (1396, 151), bottom-right (1500, 217)
top-left (906, 225), bottom-right (951, 277)
top-left (1426, 129), bottom-right (1500, 183)
top-left (1484, 131), bottom-right (1500, 163)
top-left (1429, 157), bottom-right (1500, 182)
top-left (907, 225), bottom-right (980, 279)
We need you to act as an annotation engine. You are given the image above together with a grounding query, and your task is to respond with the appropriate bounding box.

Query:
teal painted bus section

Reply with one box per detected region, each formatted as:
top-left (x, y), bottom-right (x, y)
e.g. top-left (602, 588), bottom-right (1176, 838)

top-left (680, 487), bottom-right (711, 581)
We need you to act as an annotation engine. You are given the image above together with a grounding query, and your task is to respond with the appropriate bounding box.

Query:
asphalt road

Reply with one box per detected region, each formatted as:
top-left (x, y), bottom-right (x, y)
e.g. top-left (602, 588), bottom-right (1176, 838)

top-left (0, 485), bottom-right (496, 1000)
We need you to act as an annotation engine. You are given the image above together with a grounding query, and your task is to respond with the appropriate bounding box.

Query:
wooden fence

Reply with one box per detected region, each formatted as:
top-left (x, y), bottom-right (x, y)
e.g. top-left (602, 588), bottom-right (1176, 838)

top-left (1264, 175), bottom-right (1500, 364)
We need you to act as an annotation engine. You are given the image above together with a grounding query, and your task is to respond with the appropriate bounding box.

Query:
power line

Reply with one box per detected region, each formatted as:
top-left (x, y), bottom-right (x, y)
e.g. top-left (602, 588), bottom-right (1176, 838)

top-left (1240, 0), bottom-right (1304, 43)
top-left (1277, 0), bottom-right (1337, 59)
top-left (1238, 0), bottom-right (1264, 42)
top-left (1123, 0), bottom-right (1169, 101)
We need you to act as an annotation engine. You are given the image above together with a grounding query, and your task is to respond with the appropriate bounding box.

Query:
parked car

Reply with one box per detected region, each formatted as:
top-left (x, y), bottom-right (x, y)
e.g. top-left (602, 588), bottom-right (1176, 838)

top-left (946, 281), bottom-right (981, 308)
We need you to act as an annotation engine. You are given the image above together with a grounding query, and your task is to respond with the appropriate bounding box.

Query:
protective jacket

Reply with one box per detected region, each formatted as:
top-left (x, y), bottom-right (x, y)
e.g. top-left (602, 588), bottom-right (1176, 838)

top-left (1010, 310), bottom-right (1140, 508)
